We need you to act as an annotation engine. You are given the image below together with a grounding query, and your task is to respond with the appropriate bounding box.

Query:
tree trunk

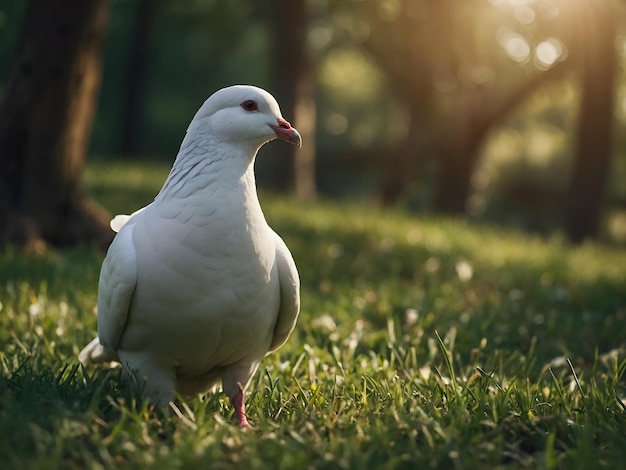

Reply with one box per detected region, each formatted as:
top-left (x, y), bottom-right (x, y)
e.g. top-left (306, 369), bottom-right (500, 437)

top-left (433, 128), bottom-right (482, 214)
top-left (262, 0), bottom-right (316, 199)
top-left (0, 0), bottom-right (112, 250)
top-left (432, 62), bottom-right (568, 214)
top-left (563, 0), bottom-right (616, 242)
top-left (117, 0), bottom-right (157, 157)
top-left (380, 108), bottom-right (429, 206)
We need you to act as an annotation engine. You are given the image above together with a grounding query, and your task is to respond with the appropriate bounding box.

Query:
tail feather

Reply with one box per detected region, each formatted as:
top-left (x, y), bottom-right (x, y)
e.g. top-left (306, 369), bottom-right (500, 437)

top-left (78, 337), bottom-right (119, 365)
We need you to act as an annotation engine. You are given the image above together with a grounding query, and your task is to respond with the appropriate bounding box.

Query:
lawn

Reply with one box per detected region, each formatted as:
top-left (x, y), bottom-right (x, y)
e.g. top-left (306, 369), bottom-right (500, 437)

top-left (1, 159), bottom-right (625, 469)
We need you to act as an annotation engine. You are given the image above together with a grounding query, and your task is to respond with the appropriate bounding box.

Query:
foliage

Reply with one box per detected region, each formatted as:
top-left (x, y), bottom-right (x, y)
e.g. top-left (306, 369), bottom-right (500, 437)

top-left (1, 159), bottom-right (625, 468)
top-left (2, 0), bottom-right (626, 242)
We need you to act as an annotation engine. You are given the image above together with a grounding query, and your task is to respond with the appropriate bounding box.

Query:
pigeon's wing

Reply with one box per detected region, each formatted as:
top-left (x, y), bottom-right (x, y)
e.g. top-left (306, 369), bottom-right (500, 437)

top-left (268, 232), bottom-right (300, 352)
top-left (96, 223), bottom-right (138, 351)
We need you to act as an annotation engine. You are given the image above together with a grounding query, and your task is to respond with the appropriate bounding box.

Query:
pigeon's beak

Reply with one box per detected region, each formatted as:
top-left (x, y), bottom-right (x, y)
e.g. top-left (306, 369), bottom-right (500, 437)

top-left (269, 118), bottom-right (302, 148)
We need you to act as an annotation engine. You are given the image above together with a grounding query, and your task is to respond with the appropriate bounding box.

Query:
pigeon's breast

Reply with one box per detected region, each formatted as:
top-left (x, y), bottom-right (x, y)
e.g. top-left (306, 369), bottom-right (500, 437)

top-left (120, 197), bottom-right (281, 375)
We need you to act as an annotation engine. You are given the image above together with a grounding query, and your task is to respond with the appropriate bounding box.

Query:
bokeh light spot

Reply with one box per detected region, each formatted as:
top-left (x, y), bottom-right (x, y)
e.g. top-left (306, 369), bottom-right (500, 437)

top-left (326, 113), bottom-right (348, 135)
top-left (534, 38), bottom-right (563, 69)
top-left (514, 5), bottom-right (536, 24)
top-left (506, 35), bottom-right (531, 61)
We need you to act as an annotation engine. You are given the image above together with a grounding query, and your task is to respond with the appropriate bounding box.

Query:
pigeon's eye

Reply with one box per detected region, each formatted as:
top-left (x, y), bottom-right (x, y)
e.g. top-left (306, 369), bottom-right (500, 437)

top-left (240, 100), bottom-right (258, 112)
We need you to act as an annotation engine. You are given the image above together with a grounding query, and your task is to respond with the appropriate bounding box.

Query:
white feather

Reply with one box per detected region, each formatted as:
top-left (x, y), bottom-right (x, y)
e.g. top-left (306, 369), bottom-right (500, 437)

top-left (79, 86), bottom-right (301, 422)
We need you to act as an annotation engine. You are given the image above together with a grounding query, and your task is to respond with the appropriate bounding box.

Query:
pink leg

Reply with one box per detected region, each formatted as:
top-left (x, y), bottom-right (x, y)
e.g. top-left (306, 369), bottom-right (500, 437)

top-left (231, 389), bottom-right (252, 428)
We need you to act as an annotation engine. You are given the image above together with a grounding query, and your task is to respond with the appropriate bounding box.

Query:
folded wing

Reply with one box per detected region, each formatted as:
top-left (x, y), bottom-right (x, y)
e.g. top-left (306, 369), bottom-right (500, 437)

top-left (96, 223), bottom-right (138, 354)
top-left (268, 232), bottom-right (300, 352)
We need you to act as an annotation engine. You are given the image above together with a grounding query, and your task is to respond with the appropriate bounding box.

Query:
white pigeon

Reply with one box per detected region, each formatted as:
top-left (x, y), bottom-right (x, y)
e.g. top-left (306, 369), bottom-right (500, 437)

top-left (79, 85), bottom-right (301, 428)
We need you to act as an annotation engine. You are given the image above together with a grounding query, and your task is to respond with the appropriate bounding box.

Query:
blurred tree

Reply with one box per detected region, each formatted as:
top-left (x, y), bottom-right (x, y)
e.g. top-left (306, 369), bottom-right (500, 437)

top-left (268, 0), bottom-right (316, 199)
top-left (116, 0), bottom-right (157, 157)
top-left (0, 0), bottom-right (112, 250)
top-left (94, 0), bottom-right (270, 158)
top-left (343, 0), bottom-right (621, 243)
top-left (563, 0), bottom-right (616, 242)
top-left (356, 0), bottom-right (569, 212)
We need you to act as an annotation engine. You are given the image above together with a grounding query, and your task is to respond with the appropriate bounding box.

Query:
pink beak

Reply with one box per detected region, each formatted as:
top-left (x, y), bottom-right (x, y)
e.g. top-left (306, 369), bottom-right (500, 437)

top-left (269, 118), bottom-right (302, 148)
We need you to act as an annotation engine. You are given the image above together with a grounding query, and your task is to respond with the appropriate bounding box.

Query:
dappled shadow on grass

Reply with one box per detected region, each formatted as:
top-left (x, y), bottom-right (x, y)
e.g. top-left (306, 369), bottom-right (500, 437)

top-left (248, 325), bottom-right (626, 468)
top-left (0, 361), bottom-right (125, 467)
top-left (0, 361), bottom-right (125, 417)
top-left (1, 189), bottom-right (626, 467)
top-left (264, 197), bottom-right (626, 372)
top-left (0, 359), bottom-right (217, 468)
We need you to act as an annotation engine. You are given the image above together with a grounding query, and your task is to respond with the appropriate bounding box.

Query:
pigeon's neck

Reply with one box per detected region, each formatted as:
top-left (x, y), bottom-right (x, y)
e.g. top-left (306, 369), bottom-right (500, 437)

top-left (177, 128), bottom-right (262, 167)
top-left (156, 138), bottom-right (262, 213)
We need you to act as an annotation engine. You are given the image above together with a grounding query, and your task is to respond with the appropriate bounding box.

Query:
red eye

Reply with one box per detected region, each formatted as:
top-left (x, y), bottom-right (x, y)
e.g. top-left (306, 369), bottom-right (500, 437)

top-left (240, 100), bottom-right (258, 112)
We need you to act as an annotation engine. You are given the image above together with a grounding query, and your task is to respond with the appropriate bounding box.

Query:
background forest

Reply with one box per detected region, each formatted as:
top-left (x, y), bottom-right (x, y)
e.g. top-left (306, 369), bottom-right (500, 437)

top-left (1, 0), bottom-right (625, 245)
top-left (1, 2), bottom-right (626, 468)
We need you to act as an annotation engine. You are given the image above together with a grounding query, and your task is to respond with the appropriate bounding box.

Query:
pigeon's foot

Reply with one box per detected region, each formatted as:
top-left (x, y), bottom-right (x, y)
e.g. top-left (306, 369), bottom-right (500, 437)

top-left (232, 389), bottom-right (252, 429)
top-left (238, 416), bottom-right (252, 429)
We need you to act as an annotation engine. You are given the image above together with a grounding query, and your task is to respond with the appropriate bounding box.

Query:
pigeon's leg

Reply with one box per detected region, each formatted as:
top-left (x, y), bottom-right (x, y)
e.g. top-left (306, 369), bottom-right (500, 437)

top-left (231, 388), bottom-right (251, 428)
top-left (119, 351), bottom-right (177, 407)
top-left (144, 374), bottom-right (177, 407)
top-left (222, 361), bottom-right (260, 428)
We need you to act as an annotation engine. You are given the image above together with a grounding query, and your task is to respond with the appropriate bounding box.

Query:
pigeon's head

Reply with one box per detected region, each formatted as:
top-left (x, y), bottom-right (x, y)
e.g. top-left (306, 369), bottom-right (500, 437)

top-left (189, 85), bottom-right (302, 153)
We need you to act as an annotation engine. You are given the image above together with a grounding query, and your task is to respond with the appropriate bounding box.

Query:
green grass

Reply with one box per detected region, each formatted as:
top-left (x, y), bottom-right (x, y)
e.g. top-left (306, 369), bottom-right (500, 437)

top-left (1, 159), bottom-right (625, 469)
